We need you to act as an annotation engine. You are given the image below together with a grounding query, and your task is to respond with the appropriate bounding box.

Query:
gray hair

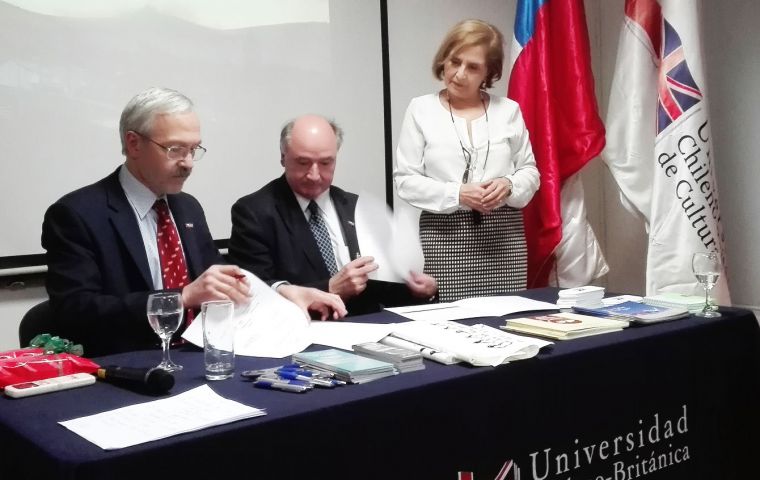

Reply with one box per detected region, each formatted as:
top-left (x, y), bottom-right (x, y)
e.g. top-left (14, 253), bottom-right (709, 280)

top-left (119, 87), bottom-right (194, 154)
top-left (279, 116), bottom-right (344, 155)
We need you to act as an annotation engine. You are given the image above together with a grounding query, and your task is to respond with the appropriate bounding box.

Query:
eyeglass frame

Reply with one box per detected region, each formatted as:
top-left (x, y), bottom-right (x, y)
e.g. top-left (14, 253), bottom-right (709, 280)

top-left (444, 92), bottom-right (490, 184)
top-left (133, 131), bottom-right (207, 162)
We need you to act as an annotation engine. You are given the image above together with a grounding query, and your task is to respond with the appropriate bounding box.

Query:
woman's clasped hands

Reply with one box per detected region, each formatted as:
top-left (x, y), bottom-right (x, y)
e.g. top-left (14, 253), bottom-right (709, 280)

top-left (459, 177), bottom-right (512, 213)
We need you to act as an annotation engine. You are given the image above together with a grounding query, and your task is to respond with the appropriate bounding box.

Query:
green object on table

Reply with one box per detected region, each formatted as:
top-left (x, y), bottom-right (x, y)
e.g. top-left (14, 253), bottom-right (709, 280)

top-left (29, 333), bottom-right (84, 356)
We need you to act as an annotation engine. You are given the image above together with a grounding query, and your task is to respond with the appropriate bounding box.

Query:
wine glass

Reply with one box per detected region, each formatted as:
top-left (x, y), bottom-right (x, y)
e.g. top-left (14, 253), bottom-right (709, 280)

top-left (691, 252), bottom-right (721, 318)
top-left (147, 292), bottom-right (184, 371)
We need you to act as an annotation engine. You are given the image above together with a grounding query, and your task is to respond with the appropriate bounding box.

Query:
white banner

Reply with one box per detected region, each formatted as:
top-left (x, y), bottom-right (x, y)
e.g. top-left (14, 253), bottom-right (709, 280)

top-left (603, 0), bottom-right (731, 304)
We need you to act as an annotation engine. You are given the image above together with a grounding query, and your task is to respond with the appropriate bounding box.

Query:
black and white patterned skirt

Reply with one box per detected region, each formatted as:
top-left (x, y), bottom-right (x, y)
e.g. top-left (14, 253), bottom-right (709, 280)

top-left (420, 206), bottom-right (527, 302)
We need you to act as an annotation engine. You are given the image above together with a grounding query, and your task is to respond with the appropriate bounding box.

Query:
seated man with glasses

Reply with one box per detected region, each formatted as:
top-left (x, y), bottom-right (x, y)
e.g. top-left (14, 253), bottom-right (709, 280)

top-left (42, 87), bottom-right (346, 357)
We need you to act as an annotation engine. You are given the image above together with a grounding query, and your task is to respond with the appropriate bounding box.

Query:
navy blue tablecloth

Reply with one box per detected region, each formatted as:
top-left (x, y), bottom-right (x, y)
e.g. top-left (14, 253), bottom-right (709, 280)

top-left (1, 288), bottom-right (758, 479)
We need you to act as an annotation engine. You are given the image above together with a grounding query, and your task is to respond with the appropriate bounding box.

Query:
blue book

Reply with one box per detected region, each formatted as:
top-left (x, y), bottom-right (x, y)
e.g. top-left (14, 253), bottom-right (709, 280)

top-left (292, 348), bottom-right (398, 384)
top-left (573, 301), bottom-right (689, 324)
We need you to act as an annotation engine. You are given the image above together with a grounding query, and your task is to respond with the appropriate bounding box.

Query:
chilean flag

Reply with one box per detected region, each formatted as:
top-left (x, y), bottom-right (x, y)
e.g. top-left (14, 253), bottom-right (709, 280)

top-left (508, 0), bottom-right (607, 287)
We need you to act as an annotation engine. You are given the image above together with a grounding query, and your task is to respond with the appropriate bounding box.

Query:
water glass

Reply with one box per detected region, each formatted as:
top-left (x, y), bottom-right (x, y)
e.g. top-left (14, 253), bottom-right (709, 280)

top-left (202, 300), bottom-right (236, 380)
top-left (691, 252), bottom-right (722, 318)
top-left (147, 292), bottom-right (184, 372)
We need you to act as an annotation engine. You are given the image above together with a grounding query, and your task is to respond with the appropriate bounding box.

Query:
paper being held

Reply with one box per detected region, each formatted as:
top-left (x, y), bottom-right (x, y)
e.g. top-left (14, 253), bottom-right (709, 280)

top-left (182, 270), bottom-right (311, 358)
top-left (354, 191), bottom-right (424, 283)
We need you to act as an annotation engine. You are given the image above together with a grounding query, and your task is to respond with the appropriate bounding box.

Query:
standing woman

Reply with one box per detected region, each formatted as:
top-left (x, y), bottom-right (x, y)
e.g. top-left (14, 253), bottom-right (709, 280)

top-left (394, 19), bottom-right (539, 302)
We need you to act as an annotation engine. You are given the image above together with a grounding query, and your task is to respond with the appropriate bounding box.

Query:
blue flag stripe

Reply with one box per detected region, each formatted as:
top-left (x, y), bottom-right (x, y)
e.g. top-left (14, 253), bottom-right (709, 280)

top-left (514, 0), bottom-right (548, 47)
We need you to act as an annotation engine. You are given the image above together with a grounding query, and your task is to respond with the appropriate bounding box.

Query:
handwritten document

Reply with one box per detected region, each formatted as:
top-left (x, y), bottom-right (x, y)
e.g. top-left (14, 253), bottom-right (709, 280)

top-left (59, 385), bottom-right (265, 450)
top-left (391, 320), bottom-right (552, 367)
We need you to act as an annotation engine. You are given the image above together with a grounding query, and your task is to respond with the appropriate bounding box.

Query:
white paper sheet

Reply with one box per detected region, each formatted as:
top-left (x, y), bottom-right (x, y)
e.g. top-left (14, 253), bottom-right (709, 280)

top-left (391, 320), bottom-right (552, 367)
top-left (385, 303), bottom-right (486, 322)
top-left (59, 385), bottom-right (265, 450)
top-left (308, 321), bottom-right (396, 351)
top-left (354, 191), bottom-right (424, 282)
top-left (182, 271), bottom-right (311, 358)
top-left (452, 296), bottom-right (560, 317)
top-left (386, 296), bottom-right (558, 321)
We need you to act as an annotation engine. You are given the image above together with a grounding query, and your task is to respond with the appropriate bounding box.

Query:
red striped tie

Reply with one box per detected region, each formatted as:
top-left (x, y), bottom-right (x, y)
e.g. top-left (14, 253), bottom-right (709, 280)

top-left (153, 199), bottom-right (193, 325)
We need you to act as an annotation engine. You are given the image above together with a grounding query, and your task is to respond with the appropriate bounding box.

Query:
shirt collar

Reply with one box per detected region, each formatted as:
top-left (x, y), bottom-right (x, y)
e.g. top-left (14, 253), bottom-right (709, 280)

top-left (294, 189), bottom-right (332, 215)
top-left (119, 164), bottom-right (162, 219)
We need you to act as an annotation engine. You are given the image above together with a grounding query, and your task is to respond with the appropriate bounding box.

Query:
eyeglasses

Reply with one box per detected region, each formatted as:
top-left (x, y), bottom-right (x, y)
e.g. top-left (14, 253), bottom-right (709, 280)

top-left (444, 92), bottom-right (490, 184)
top-left (135, 132), bottom-right (206, 162)
top-left (460, 146), bottom-right (473, 183)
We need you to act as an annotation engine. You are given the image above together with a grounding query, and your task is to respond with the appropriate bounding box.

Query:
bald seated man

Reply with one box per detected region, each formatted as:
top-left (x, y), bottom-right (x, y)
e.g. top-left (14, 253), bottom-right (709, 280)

top-left (42, 89), bottom-right (345, 357)
top-left (229, 114), bottom-right (438, 315)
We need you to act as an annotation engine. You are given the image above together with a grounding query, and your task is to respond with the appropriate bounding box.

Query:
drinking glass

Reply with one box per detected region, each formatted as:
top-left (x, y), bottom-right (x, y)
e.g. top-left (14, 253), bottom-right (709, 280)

top-left (147, 292), bottom-right (184, 371)
top-left (691, 252), bottom-right (721, 318)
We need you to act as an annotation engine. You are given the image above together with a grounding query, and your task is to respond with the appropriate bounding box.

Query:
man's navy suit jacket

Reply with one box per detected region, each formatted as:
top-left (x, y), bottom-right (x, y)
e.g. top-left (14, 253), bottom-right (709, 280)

top-left (42, 168), bottom-right (222, 356)
top-left (229, 175), bottom-right (419, 315)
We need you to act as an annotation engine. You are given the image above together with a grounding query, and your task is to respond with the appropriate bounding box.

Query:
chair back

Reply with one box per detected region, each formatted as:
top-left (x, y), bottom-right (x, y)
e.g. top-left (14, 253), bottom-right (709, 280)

top-left (18, 300), bottom-right (54, 347)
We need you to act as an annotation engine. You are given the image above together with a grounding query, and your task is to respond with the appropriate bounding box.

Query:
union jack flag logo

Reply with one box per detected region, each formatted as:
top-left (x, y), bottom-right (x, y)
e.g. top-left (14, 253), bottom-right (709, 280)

top-left (458, 460), bottom-right (520, 480)
top-left (657, 18), bottom-right (703, 135)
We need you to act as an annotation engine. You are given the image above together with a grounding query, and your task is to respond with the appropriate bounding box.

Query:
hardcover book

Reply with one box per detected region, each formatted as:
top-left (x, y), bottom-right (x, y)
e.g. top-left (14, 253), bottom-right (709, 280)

top-left (352, 342), bottom-right (425, 373)
top-left (501, 312), bottom-right (628, 340)
top-left (573, 301), bottom-right (689, 324)
top-left (292, 348), bottom-right (397, 384)
top-left (643, 293), bottom-right (705, 313)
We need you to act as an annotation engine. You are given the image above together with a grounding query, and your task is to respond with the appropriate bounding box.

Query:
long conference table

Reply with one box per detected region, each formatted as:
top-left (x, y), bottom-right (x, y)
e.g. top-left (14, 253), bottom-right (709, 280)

top-left (1, 288), bottom-right (758, 480)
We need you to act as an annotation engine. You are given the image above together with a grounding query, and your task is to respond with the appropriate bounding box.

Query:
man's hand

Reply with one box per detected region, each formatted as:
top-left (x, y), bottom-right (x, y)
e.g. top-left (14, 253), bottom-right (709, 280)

top-left (328, 256), bottom-right (378, 300)
top-left (181, 264), bottom-right (252, 309)
top-left (277, 284), bottom-right (347, 321)
top-left (406, 271), bottom-right (438, 299)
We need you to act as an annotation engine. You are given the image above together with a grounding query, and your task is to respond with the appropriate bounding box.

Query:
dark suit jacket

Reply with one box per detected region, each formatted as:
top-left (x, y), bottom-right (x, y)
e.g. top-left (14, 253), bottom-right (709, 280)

top-left (42, 168), bottom-right (223, 357)
top-left (229, 175), bottom-right (421, 315)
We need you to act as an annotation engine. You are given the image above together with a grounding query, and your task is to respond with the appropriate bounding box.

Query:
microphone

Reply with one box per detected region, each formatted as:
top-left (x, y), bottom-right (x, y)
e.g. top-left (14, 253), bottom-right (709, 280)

top-left (96, 366), bottom-right (175, 394)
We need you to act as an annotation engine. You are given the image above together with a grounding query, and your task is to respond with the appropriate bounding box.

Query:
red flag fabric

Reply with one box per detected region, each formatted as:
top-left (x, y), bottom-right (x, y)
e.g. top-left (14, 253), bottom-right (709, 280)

top-left (508, 0), bottom-right (606, 287)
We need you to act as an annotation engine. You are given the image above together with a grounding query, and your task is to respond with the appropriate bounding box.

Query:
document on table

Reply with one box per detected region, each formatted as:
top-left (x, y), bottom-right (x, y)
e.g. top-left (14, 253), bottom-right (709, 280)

top-left (59, 385), bottom-right (265, 450)
top-left (183, 271), bottom-right (312, 358)
top-left (308, 321), bottom-right (396, 351)
top-left (386, 296), bottom-right (559, 321)
top-left (391, 320), bottom-right (552, 367)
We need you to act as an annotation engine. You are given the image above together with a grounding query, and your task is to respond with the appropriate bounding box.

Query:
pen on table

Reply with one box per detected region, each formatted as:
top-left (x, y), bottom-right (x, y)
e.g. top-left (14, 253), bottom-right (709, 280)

top-left (281, 364), bottom-right (336, 378)
top-left (253, 378), bottom-right (312, 393)
top-left (279, 366), bottom-right (346, 385)
top-left (275, 369), bottom-right (338, 388)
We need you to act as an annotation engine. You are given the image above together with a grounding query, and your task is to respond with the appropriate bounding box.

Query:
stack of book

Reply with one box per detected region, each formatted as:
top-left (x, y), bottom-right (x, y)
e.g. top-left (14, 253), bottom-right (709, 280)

top-left (601, 294), bottom-right (644, 306)
top-left (352, 342), bottom-right (425, 373)
top-left (643, 293), bottom-right (705, 313)
top-left (572, 301), bottom-right (689, 324)
top-left (292, 348), bottom-right (398, 384)
top-left (557, 286), bottom-right (605, 309)
top-left (501, 312), bottom-right (628, 340)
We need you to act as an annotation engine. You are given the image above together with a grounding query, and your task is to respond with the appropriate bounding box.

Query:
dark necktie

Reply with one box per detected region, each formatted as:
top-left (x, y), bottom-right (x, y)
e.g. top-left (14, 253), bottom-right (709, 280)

top-left (307, 201), bottom-right (339, 276)
top-left (153, 199), bottom-right (193, 325)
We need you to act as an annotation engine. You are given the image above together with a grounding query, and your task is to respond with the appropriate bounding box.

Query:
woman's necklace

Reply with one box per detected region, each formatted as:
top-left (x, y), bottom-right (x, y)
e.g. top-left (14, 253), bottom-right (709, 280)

top-left (445, 90), bottom-right (490, 183)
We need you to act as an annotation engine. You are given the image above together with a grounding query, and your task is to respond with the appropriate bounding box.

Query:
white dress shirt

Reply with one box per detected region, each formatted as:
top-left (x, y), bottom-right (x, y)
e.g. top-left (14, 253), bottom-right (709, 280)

top-left (119, 164), bottom-right (175, 289)
top-left (394, 93), bottom-right (540, 213)
top-left (294, 190), bottom-right (351, 269)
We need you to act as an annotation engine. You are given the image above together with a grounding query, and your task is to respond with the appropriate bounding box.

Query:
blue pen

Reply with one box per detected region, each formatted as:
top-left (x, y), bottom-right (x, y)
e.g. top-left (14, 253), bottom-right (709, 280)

top-left (281, 364), bottom-right (335, 378)
top-left (253, 378), bottom-right (311, 393)
top-left (276, 370), bottom-right (337, 388)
